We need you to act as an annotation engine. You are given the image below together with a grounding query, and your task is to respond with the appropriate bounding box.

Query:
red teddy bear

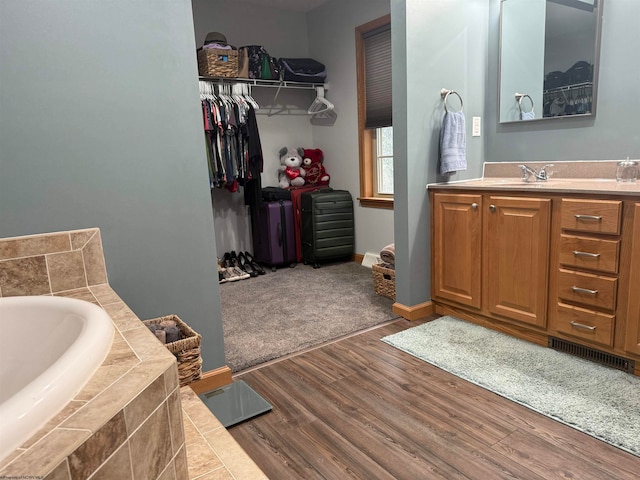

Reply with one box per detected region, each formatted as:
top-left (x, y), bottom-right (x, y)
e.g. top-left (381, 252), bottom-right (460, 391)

top-left (302, 148), bottom-right (330, 186)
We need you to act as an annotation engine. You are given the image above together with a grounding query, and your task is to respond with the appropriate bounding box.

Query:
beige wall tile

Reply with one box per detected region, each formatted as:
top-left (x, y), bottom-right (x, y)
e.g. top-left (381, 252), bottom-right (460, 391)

top-left (68, 411), bottom-right (128, 479)
top-left (123, 326), bottom-right (176, 362)
top-left (157, 462), bottom-right (177, 480)
top-left (203, 430), bottom-right (268, 480)
top-left (47, 250), bottom-right (87, 292)
top-left (130, 403), bottom-right (173, 480)
top-left (89, 442), bottom-right (133, 480)
top-left (164, 365), bottom-right (179, 394)
top-left (90, 283), bottom-right (121, 305)
top-left (0, 448), bottom-right (26, 470)
top-left (0, 429), bottom-right (90, 477)
top-left (184, 435), bottom-right (222, 479)
top-left (43, 460), bottom-right (71, 480)
top-left (180, 388), bottom-right (224, 435)
top-left (69, 229), bottom-right (97, 250)
top-left (167, 389), bottom-right (185, 455)
top-left (20, 400), bottom-right (86, 450)
top-left (124, 376), bottom-right (166, 433)
top-left (104, 302), bottom-right (146, 332)
top-left (194, 468), bottom-right (235, 480)
top-left (63, 361), bottom-right (170, 432)
top-left (174, 446), bottom-right (189, 480)
top-left (0, 232), bottom-right (70, 261)
top-left (0, 256), bottom-right (50, 296)
top-left (82, 232), bottom-right (108, 286)
top-left (54, 287), bottom-right (98, 304)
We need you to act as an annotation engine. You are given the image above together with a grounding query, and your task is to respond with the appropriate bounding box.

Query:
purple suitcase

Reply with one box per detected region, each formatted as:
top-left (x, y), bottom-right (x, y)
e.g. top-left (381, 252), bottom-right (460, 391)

top-left (251, 199), bottom-right (297, 270)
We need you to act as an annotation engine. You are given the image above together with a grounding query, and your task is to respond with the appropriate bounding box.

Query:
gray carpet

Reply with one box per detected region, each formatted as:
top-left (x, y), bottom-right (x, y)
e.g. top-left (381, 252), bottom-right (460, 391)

top-left (221, 261), bottom-right (398, 372)
top-left (382, 316), bottom-right (640, 457)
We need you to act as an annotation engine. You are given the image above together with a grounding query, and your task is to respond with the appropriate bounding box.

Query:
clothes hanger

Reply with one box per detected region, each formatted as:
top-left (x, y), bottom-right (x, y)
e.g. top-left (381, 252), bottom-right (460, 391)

top-left (307, 86), bottom-right (334, 115)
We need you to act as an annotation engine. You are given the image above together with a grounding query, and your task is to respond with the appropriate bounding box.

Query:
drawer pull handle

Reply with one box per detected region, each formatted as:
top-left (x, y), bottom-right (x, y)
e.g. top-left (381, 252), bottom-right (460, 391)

top-left (570, 321), bottom-right (596, 331)
top-left (573, 250), bottom-right (600, 258)
top-left (572, 286), bottom-right (598, 295)
top-left (574, 214), bottom-right (602, 221)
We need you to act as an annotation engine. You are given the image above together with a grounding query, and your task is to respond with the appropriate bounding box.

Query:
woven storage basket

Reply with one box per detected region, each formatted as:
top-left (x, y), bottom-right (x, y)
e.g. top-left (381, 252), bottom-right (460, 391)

top-left (372, 263), bottom-right (396, 300)
top-left (197, 48), bottom-right (238, 77)
top-left (143, 315), bottom-right (202, 387)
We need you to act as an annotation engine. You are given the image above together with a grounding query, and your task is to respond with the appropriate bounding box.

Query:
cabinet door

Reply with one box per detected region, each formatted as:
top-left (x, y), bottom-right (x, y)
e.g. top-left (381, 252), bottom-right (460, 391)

top-left (432, 193), bottom-right (482, 309)
top-left (485, 196), bottom-right (551, 327)
top-left (625, 203), bottom-right (640, 355)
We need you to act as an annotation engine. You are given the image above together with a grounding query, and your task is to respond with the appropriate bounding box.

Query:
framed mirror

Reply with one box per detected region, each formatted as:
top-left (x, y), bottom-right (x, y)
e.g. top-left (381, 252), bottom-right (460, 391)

top-left (498, 0), bottom-right (604, 123)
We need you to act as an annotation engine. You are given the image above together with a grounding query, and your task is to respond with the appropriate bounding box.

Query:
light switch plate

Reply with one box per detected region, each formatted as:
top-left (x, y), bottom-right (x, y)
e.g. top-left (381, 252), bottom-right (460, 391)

top-left (472, 117), bottom-right (481, 137)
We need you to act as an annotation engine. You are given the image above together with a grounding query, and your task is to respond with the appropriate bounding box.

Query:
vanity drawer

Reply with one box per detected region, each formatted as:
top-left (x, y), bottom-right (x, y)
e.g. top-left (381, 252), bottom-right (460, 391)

top-left (559, 234), bottom-right (619, 274)
top-left (557, 268), bottom-right (617, 311)
top-left (556, 302), bottom-right (614, 347)
top-left (560, 199), bottom-right (622, 235)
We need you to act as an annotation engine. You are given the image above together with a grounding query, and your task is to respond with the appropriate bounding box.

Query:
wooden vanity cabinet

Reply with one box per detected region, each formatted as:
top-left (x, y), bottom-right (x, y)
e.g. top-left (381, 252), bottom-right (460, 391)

top-left (623, 203), bottom-right (640, 356)
top-left (431, 186), bottom-right (640, 374)
top-left (431, 192), bottom-right (551, 329)
top-left (432, 193), bottom-right (482, 309)
top-left (548, 198), bottom-right (622, 348)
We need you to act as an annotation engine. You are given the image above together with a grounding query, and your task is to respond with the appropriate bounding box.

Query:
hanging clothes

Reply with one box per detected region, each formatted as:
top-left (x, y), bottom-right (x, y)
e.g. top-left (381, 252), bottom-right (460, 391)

top-left (199, 81), bottom-right (263, 192)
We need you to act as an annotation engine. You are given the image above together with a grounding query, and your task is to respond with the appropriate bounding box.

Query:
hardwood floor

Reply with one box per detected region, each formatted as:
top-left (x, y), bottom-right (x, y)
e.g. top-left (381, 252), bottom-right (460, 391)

top-left (229, 316), bottom-right (640, 479)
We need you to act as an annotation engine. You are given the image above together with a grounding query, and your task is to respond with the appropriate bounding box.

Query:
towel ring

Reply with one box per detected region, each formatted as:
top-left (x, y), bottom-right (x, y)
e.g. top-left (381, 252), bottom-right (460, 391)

top-left (440, 89), bottom-right (463, 113)
top-left (515, 93), bottom-right (534, 114)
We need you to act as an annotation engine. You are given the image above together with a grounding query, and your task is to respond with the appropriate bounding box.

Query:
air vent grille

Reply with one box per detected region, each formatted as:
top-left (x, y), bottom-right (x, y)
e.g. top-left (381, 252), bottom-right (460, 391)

top-left (549, 337), bottom-right (635, 374)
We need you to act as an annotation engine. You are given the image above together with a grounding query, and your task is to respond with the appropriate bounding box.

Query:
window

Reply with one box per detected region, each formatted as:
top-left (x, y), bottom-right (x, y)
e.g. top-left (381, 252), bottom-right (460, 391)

top-left (356, 14), bottom-right (393, 209)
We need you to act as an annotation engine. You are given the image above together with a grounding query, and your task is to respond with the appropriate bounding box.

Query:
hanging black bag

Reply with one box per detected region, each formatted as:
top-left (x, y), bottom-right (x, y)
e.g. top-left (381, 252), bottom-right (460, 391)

top-left (239, 45), bottom-right (280, 80)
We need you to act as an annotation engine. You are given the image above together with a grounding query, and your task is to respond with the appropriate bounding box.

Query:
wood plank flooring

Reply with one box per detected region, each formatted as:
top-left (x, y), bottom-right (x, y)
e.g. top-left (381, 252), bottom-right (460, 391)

top-left (229, 316), bottom-right (640, 479)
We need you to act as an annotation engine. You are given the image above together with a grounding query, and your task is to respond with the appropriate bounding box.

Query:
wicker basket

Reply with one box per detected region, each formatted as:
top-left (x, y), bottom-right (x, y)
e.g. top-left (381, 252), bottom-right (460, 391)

top-left (197, 48), bottom-right (238, 77)
top-left (372, 263), bottom-right (396, 300)
top-left (143, 314), bottom-right (202, 387)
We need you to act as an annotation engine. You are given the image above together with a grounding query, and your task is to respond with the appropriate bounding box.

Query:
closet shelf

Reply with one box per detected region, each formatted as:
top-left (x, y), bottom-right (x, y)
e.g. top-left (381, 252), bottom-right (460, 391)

top-left (543, 81), bottom-right (593, 95)
top-left (199, 76), bottom-right (326, 90)
top-left (199, 76), bottom-right (330, 117)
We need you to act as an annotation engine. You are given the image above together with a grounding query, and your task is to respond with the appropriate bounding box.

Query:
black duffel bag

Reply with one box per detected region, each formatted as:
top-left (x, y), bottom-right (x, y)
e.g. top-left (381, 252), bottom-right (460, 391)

top-left (279, 58), bottom-right (327, 83)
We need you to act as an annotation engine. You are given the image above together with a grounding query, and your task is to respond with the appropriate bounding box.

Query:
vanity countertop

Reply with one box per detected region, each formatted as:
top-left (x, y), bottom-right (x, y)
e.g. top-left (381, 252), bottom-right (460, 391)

top-left (428, 160), bottom-right (640, 196)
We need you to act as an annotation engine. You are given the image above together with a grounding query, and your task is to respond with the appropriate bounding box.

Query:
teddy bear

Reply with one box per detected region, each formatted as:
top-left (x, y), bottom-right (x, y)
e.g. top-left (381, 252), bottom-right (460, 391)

top-left (278, 146), bottom-right (306, 188)
top-left (302, 148), bottom-right (330, 186)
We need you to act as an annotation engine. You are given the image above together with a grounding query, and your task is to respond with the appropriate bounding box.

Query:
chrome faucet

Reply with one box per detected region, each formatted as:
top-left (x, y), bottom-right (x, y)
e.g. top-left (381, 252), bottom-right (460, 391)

top-left (519, 164), bottom-right (554, 182)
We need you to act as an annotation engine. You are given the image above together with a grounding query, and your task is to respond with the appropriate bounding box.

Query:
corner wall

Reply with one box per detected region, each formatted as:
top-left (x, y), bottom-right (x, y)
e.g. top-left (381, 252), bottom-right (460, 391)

top-left (0, 0), bottom-right (225, 370)
top-left (307, 0), bottom-right (395, 256)
top-left (391, 0), bottom-right (488, 307)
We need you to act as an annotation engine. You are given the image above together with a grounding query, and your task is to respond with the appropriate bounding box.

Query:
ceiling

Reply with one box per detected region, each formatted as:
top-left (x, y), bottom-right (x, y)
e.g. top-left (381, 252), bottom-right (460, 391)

top-left (232, 0), bottom-right (331, 12)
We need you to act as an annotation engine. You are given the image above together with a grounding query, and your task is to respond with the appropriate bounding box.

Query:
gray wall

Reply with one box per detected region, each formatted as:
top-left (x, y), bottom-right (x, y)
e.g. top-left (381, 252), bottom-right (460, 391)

top-left (487, 0), bottom-right (640, 161)
top-left (307, 0), bottom-right (395, 256)
top-left (0, 0), bottom-right (226, 370)
top-left (391, 0), bottom-right (488, 307)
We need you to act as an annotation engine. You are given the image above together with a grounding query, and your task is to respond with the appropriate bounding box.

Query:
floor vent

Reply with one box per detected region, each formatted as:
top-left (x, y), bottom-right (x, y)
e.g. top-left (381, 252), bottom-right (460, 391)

top-left (549, 337), bottom-right (635, 374)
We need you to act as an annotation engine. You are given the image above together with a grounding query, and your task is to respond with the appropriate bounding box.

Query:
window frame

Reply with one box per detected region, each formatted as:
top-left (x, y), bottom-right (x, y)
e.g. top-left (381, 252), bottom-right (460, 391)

top-left (356, 14), bottom-right (393, 210)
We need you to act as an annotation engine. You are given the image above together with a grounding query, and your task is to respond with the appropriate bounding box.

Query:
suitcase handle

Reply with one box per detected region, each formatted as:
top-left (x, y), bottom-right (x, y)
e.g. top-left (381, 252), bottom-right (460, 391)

top-left (277, 222), bottom-right (282, 246)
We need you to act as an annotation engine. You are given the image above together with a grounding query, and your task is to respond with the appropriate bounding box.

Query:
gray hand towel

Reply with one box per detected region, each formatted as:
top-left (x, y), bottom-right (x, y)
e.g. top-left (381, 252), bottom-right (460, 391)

top-left (439, 111), bottom-right (467, 175)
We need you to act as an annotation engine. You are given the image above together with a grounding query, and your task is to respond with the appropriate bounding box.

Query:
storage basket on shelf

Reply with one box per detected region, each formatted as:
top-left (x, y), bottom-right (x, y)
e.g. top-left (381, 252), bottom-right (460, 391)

top-left (372, 263), bottom-right (396, 301)
top-left (143, 314), bottom-right (202, 387)
top-left (197, 48), bottom-right (238, 78)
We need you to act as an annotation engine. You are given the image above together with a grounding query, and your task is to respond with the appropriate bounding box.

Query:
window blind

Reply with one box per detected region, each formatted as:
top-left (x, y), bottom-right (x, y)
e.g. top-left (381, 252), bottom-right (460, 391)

top-left (364, 24), bottom-right (392, 129)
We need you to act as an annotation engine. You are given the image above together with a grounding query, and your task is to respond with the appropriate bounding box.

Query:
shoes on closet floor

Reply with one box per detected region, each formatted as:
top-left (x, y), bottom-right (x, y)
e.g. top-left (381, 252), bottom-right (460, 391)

top-left (244, 251), bottom-right (265, 275)
top-left (238, 252), bottom-right (259, 277)
top-left (225, 252), bottom-right (250, 281)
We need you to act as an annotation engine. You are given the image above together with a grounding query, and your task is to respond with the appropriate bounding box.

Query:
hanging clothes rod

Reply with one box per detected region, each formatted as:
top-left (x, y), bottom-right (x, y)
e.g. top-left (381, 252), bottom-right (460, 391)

top-left (440, 88), bottom-right (464, 113)
top-left (199, 76), bottom-right (326, 90)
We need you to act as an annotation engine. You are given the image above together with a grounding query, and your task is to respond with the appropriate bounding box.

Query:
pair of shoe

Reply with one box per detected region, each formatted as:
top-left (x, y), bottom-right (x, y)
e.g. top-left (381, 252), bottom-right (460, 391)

top-left (238, 251), bottom-right (266, 277)
top-left (219, 252), bottom-right (250, 283)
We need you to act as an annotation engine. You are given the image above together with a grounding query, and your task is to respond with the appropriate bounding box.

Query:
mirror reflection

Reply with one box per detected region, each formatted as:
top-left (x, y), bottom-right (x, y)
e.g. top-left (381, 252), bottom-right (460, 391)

top-left (499, 0), bottom-right (603, 123)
